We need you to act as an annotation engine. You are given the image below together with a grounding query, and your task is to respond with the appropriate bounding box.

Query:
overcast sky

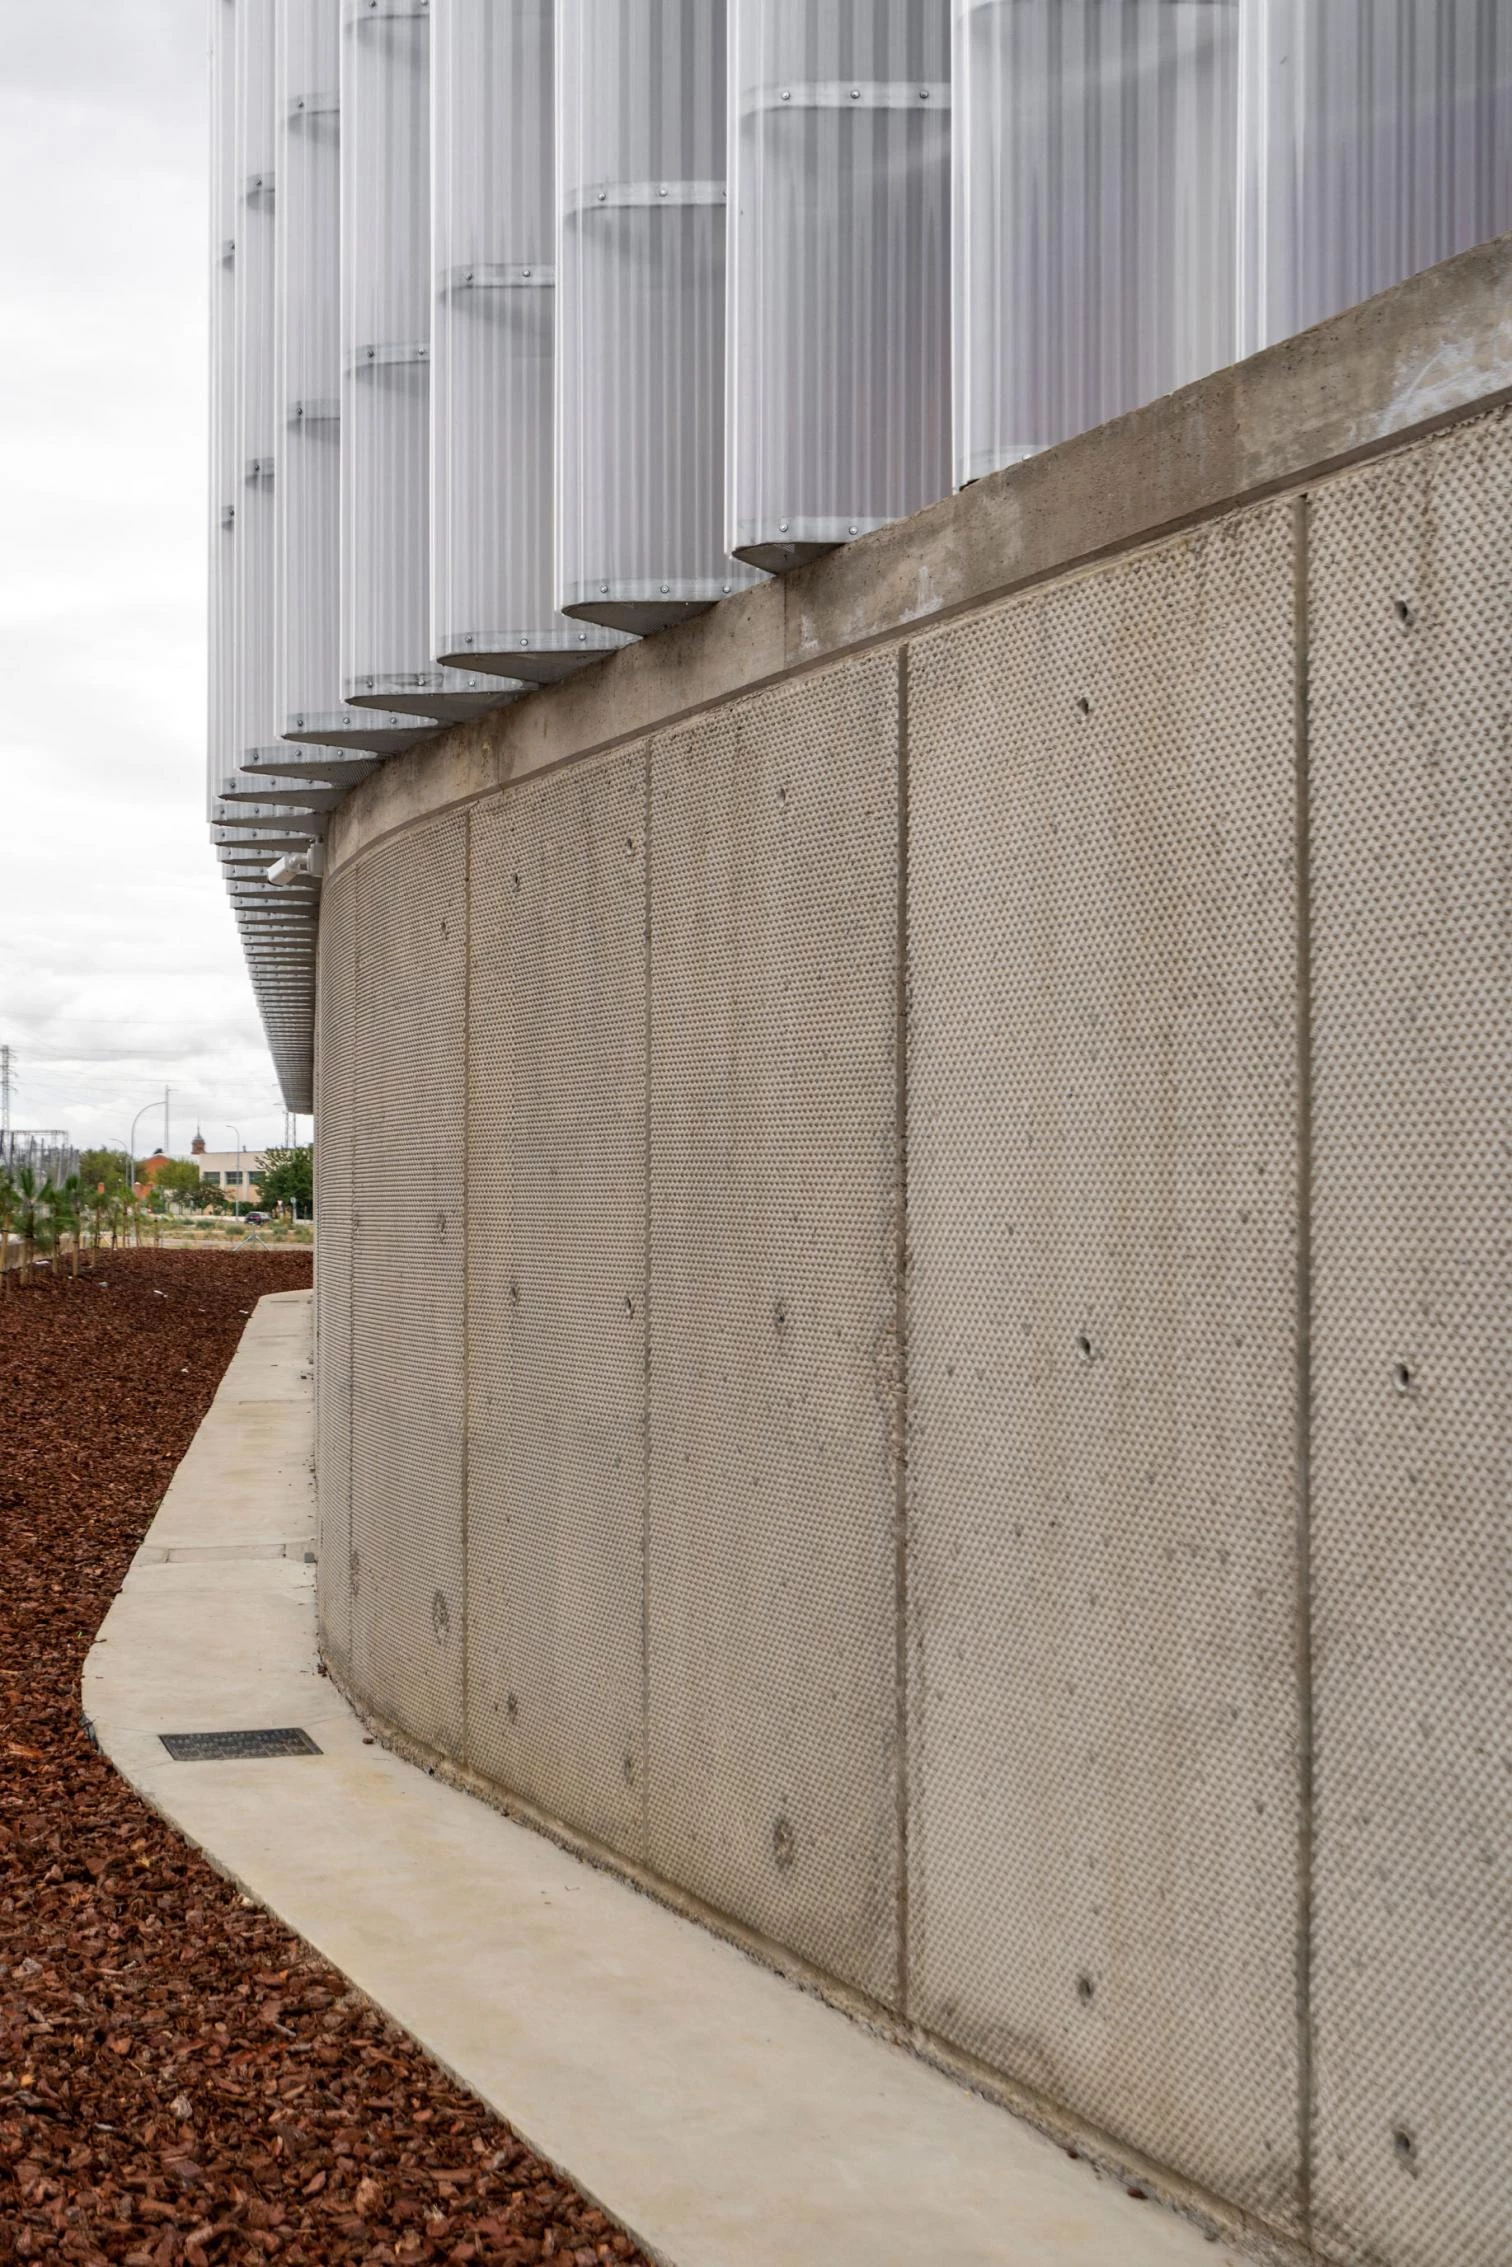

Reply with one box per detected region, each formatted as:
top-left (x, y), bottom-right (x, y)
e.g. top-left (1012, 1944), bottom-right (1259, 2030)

top-left (0, 0), bottom-right (302, 1161)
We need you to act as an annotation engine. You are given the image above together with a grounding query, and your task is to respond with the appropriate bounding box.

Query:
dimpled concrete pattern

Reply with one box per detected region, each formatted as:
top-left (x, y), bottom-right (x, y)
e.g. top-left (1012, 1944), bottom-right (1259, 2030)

top-left (85, 1292), bottom-right (1249, 2267)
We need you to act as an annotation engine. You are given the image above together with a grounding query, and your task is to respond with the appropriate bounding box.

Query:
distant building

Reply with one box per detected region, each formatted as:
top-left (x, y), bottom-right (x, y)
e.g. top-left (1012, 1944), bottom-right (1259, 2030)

top-left (137, 1137), bottom-right (265, 1202)
top-left (134, 1151), bottom-right (178, 1192)
top-left (190, 1132), bottom-right (266, 1201)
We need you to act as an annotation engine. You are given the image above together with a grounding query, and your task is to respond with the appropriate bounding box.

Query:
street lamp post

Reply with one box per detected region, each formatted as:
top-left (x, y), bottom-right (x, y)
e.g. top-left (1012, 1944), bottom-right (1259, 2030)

top-left (127, 1098), bottom-right (161, 1198)
top-left (127, 1096), bottom-right (166, 1250)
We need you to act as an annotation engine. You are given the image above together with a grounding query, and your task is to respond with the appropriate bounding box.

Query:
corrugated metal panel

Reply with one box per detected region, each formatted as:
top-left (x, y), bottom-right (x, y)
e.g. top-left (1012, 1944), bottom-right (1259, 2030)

top-left (555, 0), bottom-right (762, 633)
top-left (1240, 0), bottom-right (1512, 351)
top-left (350, 812), bottom-right (468, 1755)
top-left (1309, 410), bottom-right (1512, 2267)
top-left (465, 752), bottom-right (649, 1854)
top-left (727, 0), bottom-right (951, 573)
top-left (906, 505), bottom-right (1303, 2229)
top-left (431, 0), bottom-right (628, 684)
top-left (339, 0), bottom-right (520, 721)
top-left (952, 0), bottom-right (1238, 484)
top-left (276, 0), bottom-right (403, 756)
top-left (315, 863), bottom-right (355, 1676)
top-left (232, 0), bottom-right (280, 789)
top-left (647, 657), bottom-right (901, 2005)
top-left (209, 0), bottom-right (239, 817)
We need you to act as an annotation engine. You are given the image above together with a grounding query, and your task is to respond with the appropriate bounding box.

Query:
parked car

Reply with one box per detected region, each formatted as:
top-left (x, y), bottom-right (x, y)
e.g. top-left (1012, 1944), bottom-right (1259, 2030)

top-left (243, 1210), bottom-right (270, 1226)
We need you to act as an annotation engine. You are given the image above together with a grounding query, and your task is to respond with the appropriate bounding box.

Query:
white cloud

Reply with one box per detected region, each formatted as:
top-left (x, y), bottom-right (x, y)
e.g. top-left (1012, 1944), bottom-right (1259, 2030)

top-left (0, 2), bottom-right (299, 1155)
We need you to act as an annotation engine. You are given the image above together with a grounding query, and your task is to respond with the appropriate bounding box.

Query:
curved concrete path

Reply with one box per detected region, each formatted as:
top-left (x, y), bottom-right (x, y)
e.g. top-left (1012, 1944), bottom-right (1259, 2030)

top-left (83, 1291), bottom-right (1250, 2267)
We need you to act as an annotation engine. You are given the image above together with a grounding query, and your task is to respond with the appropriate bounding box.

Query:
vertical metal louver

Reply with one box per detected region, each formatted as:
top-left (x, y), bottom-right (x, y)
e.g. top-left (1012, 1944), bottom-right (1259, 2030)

top-left (555, 0), bottom-right (761, 633)
top-left (432, 0), bottom-right (629, 681)
top-left (277, 0), bottom-right (432, 760)
top-left (209, 0), bottom-right (241, 818)
top-left (726, 0), bottom-right (951, 574)
top-left (340, 0), bottom-right (523, 720)
top-left (1238, 0), bottom-right (1512, 353)
top-left (952, 0), bottom-right (1239, 486)
top-left (230, 0), bottom-right (281, 796)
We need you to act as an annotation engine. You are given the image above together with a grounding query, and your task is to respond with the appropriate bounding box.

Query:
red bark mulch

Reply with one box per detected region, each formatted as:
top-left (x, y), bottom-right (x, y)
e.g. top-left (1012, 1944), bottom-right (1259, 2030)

top-left (0, 1250), bottom-right (646, 2266)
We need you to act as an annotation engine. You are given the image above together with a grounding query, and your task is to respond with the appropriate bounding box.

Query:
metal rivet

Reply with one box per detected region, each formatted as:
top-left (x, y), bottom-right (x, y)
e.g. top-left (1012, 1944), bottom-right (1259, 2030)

top-left (778, 519), bottom-right (790, 533)
top-left (660, 583), bottom-right (670, 595)
top-left (722, 582), bottom-right (732, 593)
top-left (597, 189), bottom-right (606, 202)
top-left (521, 265), bottom-right (531, 277)
top-left (600, 581), bottom-right (610, 593)
top-left (919, 87), bottom-right (930, 99)
top-left (658, 184), bottom-right (668, 196)
top-left (780, 87), bottom-right (791, 100)
top-left (849, 87), bottom-right (861, 99)
top-left (848, 523), bottom-right (858, 536)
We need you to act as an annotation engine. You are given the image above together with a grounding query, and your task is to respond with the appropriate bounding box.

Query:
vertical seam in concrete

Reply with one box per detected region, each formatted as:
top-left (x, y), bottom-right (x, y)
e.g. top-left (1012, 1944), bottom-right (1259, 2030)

top-left (641, 741), bottom-right (653, 1866)
top-left (1292, 489), bottom-right (1316, 2246)
top-left (894, 642), bottom-right (911, 2020)
top-left (347, 861), bottom-right (360, 1672)
top-left (460, 810), bottom-right (474, 1771)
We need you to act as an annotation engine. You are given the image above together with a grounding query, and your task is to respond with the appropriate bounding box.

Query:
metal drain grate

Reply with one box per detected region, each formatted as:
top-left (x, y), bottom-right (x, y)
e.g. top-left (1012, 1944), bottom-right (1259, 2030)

top-left (159, 1728), bottom-right (322, 1761)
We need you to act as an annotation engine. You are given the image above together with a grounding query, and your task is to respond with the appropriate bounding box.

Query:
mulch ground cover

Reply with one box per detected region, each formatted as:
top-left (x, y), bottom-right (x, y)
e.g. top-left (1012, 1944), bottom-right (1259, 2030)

top-left (0, 1251), bottom-right (647, 2267)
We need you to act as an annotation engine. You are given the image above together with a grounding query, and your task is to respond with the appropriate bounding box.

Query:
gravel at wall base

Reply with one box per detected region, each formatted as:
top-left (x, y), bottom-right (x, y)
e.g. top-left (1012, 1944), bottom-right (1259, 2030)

top-left (0, 1251), bottom-right (646, 2267)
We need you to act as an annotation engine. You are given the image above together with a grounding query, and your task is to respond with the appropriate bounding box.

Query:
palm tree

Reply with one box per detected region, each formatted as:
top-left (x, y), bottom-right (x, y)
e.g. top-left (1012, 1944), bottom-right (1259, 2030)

top-left (13, 1165), bottom-right (44, 1286)
top-left (56, 1175), bottom-right (84, 1278)
top-left (88, 1176), bottom-right (108, 1257)
top-left (0, 1169), bottom-right (16, 1293)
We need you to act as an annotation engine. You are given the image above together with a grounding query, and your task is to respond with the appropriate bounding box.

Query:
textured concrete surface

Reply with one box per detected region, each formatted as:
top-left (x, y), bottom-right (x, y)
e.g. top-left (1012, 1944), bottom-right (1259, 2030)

top-left (85, 1292), bottom-right (1248, 2267)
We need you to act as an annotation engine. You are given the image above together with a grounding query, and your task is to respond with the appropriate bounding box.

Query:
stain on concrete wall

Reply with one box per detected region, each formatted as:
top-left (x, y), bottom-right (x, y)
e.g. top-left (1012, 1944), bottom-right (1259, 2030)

top-left (350, 812), bottom-right (468, 1757)
top-left (466, 747), bottom-right (650, 1856)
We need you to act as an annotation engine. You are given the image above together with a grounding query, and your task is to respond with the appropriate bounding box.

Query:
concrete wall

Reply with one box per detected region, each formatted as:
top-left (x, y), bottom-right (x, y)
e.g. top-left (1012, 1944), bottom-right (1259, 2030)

top-left (314, 242), bottom-right (1512, 2267)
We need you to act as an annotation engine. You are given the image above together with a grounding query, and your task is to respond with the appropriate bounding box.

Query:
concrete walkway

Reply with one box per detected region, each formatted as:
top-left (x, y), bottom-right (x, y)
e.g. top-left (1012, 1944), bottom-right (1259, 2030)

top-left (84, 1292), bottom-right (1247, 2267)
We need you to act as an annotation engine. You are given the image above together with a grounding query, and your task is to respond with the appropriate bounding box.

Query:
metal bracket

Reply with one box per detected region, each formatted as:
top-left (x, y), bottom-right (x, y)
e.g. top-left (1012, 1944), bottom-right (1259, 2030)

top-left (288, 89), bottom-right (339, 119)
top-left (345, 340), bottom-right (428, 371)
top-left (244, 455), bottom-right (275, 483)
top-left (343, 0), bottom-right (428, 23)
top-left (742, 81), bottom-right (949, 115)
top-left (564, 179), bottom-right (726, 216)
top-left (441, 263), bottom-right (555, 291)
top-left (243, 168), bottom-right (276, 201)
top-left (288, 397), bottom-right (340, 423)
